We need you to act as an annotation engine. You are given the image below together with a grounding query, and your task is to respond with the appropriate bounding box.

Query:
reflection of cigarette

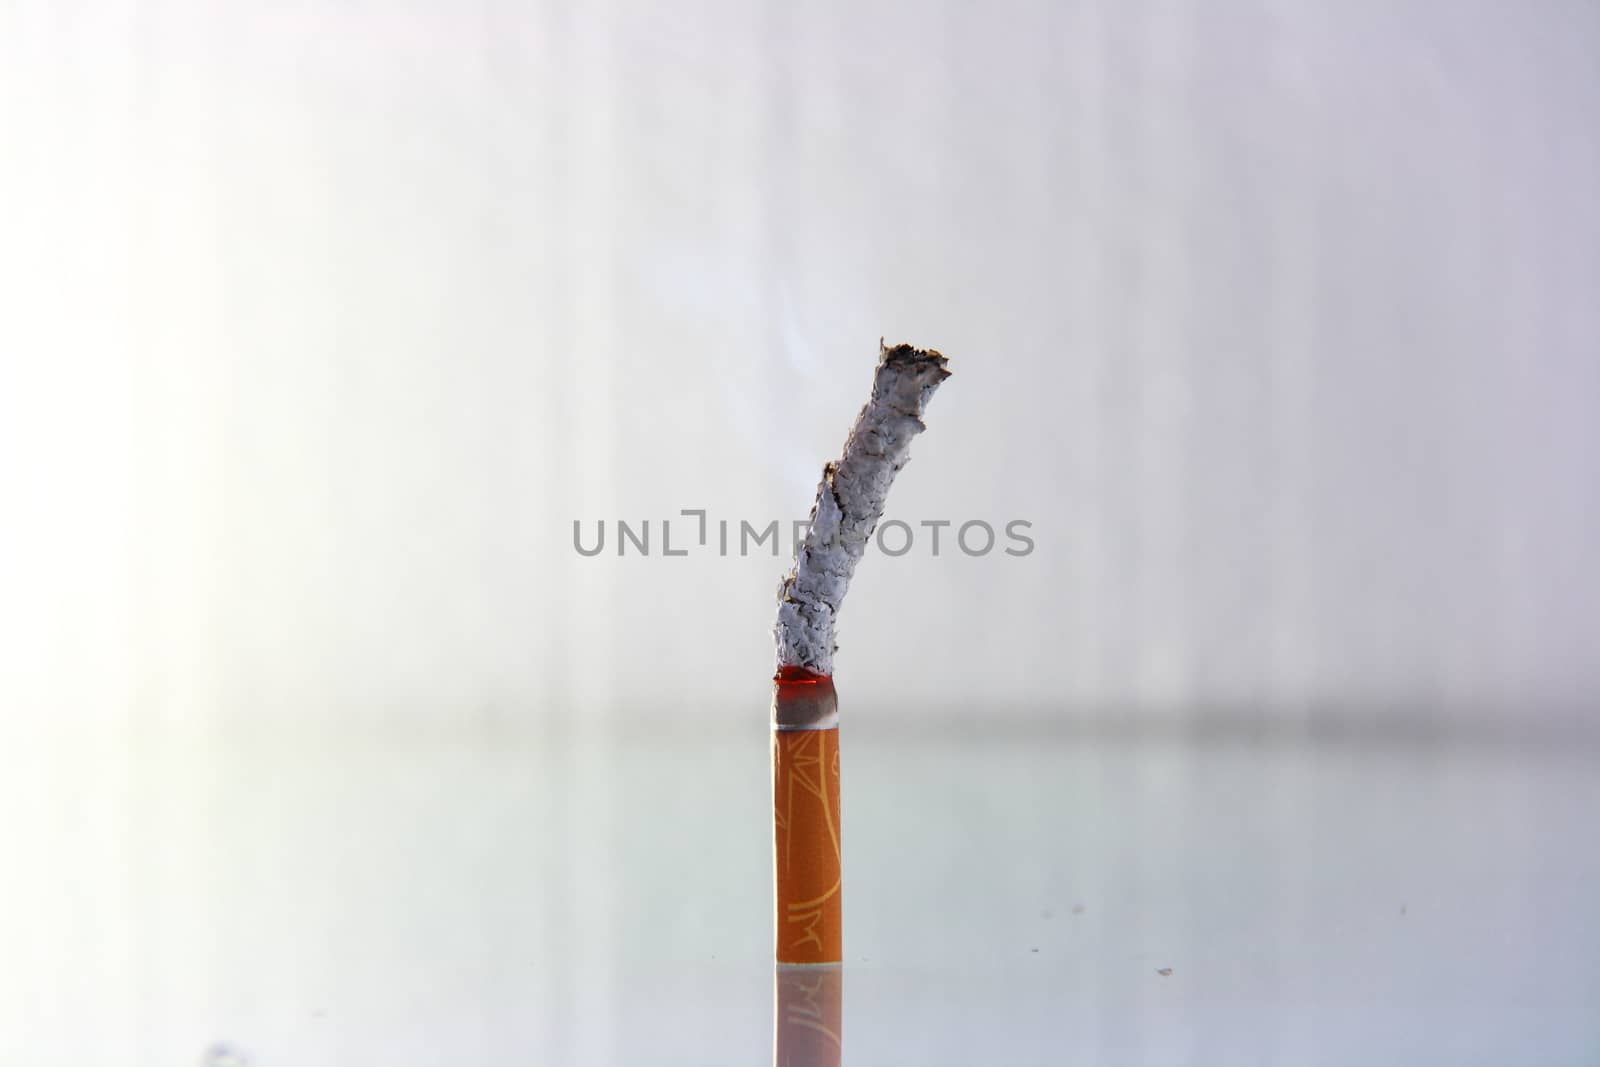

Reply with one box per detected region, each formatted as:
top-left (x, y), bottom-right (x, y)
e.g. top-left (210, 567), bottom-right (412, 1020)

top-left (773, 962), bottom-right (843, 1067)
top-left (772, 343), bottom-right (950, 965)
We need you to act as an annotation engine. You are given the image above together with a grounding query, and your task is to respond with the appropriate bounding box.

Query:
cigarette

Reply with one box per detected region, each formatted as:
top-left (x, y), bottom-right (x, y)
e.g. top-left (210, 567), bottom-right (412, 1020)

top-left (772, 342), bottom-right (951, 967)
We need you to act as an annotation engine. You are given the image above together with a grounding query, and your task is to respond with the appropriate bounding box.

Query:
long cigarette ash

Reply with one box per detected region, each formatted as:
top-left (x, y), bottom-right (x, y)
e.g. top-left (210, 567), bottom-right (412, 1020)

top-left (774, 342), bottom-right (952, 679)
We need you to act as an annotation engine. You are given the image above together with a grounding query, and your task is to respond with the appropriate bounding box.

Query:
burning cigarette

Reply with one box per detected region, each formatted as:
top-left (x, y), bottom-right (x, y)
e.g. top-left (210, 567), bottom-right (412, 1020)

top-left (771, 341), bottom-right (951, 967)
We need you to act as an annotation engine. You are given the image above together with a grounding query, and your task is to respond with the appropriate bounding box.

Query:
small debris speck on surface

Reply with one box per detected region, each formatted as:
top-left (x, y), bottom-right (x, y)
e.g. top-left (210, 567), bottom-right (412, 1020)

top-left (1156, 968), bottom-right (1173, 977)
top-left (1072, 904), bottom-right (1086, 915)
top-left (203, 1045), bottom-right (249, 1067)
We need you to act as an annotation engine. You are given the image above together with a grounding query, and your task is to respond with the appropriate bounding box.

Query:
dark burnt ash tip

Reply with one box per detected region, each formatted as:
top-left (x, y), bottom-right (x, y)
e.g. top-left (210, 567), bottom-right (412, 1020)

top-left (879, 342), bottom-right (951, 375)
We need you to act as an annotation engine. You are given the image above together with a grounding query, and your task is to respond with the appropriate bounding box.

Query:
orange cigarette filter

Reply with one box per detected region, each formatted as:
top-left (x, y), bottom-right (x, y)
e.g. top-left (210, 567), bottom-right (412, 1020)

top-left (772, 670), bottom-right (842, 965)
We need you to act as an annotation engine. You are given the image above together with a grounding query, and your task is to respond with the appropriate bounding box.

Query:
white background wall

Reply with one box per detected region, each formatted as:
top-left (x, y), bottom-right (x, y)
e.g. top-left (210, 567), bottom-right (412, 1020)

top-left (3, 0), bottom-right (1598, 729)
